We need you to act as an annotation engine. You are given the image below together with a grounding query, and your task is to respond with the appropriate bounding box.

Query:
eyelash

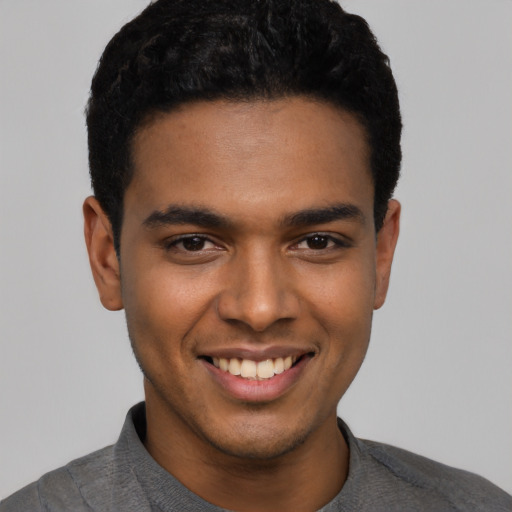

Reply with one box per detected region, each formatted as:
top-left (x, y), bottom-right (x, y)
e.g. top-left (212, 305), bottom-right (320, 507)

top-left (163, 233), bottom-right (350, 253)
top-left (164, 234), bottom-right (219, 252)
top-left (293, 233), bottom-right (351, 251)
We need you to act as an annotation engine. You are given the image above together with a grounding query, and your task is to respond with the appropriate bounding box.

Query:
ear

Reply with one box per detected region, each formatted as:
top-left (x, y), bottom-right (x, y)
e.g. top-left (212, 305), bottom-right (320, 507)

top-left (374, 199), bottom-right (401, 310)
top-left (83, 196), bottom-right (123, 311)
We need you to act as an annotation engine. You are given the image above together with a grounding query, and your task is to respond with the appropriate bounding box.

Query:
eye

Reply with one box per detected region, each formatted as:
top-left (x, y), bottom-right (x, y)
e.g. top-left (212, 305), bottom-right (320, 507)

top-left (295, 234), bottom-right (346, 251)
top-left (166, 235), bottom-right (217, 252)
top-left (180, 236), bottom-right (209, 251)
top-left (299, 234), bottom-right (331, 250)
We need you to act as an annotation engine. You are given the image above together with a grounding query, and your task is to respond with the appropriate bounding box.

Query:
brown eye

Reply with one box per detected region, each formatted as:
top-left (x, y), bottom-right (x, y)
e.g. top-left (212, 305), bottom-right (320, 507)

top-left (306, 235), bottom-right (329, 250)
top-left (181, 236), bottom-right (207, 251)
top-left (294, 233), bottom-right (349, 253)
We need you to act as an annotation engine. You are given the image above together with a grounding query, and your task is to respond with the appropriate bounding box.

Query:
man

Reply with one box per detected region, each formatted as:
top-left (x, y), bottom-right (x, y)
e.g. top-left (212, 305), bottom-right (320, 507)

top-left (1, 0), bottom-right (510, 510)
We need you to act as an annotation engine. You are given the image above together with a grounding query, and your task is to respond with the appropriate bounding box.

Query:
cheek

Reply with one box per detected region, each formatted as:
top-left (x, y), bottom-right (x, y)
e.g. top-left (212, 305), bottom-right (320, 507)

top-left (303, 257), bottom-right (375, 363)
top-left (120, 257), bottom-right (217, 355)
top-left (304, 252), bottom-right (376, 323)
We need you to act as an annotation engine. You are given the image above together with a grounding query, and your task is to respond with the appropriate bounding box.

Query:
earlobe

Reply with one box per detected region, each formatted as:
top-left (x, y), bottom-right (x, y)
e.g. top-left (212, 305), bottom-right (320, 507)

top-left (83, 196), bottom-right (124, 311)
top-left (373, 199), bottom-right (401, 310)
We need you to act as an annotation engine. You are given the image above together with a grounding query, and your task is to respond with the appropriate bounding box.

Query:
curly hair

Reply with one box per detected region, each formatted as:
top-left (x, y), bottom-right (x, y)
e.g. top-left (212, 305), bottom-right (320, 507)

top-left (86, 0), bottom-right (401, 252)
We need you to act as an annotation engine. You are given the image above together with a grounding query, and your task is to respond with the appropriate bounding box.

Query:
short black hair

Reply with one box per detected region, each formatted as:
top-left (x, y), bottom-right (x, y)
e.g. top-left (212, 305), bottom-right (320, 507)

top-left (86, 0), bottom-right (401, 252)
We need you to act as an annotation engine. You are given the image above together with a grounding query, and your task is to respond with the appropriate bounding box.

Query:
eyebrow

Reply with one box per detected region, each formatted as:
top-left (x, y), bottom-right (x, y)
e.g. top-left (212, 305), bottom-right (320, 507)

top-left (143, 206), bottom-right (231, 229)
top-left (282, 204), bottom-right (366, 227)
top-left (142, 203), bottom-right (365, 230)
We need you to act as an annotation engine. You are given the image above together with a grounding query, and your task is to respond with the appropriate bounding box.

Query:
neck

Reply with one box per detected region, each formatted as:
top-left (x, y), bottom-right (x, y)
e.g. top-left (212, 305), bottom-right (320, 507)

top-left (143, 394), bottom-right (349, 512)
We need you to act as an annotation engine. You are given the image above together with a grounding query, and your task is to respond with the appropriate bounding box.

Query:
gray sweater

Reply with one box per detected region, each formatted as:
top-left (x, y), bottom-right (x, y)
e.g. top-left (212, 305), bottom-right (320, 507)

top-left (2, 403), bottom-right (510, 511)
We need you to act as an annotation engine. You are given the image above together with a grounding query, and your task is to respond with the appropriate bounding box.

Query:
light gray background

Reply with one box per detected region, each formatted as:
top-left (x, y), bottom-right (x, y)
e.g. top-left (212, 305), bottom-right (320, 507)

top-left (1, 0), bottom-right (511, 498)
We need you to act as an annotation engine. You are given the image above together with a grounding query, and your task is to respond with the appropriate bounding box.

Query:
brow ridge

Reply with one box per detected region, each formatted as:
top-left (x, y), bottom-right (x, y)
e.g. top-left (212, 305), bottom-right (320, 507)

top-left (142, 203), bottom-right (365, 230)
top-left (143, 206), bottom-right (230, 229)
top-left (282, 204), bottom-right (365, 227)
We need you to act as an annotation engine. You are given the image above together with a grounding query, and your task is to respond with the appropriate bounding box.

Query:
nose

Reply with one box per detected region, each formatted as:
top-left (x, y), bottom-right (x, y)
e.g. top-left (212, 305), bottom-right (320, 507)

top-left (216, 248), bottom-right (300, 332)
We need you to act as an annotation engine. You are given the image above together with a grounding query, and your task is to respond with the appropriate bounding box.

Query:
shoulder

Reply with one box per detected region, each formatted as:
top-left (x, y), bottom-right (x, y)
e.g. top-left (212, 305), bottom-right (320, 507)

top-left (358, 437), bottom-right (512, 511)
top-left (0, 445), bottom-right (115, 512)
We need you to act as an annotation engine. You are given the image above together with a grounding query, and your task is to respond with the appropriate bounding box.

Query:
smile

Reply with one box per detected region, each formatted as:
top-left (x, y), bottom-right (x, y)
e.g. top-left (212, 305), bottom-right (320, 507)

top-left (200, 351), bottom-right (315, 402)
top-left (209, 356), bottom-right (298, 380)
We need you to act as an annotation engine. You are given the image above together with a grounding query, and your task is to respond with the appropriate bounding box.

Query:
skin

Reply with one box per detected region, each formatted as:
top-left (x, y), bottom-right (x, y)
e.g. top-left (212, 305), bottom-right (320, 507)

top-left (84, 97), bottom-right (400, 511)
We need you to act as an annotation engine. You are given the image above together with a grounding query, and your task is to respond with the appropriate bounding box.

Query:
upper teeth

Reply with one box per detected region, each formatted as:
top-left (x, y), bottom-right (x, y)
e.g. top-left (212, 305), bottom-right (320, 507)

top-left (212, 356), bottom-right (297, 380)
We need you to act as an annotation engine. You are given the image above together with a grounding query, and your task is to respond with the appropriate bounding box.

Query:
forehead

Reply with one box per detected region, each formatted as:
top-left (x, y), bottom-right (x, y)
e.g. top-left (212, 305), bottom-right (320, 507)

top-left (127, 97), bottom-right (373, 225)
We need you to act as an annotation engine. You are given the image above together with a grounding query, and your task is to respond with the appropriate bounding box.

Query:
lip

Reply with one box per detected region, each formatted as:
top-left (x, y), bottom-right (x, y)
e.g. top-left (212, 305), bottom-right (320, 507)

top-left (201, 345), bottom-right (310, 362)
top-left (200, 351), bottom-right (314, 403)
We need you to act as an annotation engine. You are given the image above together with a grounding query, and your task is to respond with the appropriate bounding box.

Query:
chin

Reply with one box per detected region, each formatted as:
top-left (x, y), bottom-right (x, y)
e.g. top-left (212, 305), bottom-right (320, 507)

top-left (202, 420), bottom-right (312, 461)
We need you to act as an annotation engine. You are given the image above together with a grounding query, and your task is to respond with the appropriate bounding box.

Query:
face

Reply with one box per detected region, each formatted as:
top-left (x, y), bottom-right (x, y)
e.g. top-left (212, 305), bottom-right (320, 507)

top-left (85, 97), bottom-right (399, 461)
